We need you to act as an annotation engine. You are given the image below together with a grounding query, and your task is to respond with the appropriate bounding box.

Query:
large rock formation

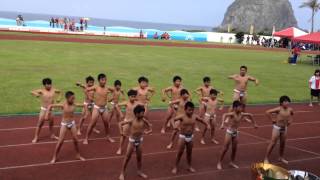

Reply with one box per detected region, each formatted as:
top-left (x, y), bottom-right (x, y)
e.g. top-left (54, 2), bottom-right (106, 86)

top-left (219, 0), bottom-right (297, 33)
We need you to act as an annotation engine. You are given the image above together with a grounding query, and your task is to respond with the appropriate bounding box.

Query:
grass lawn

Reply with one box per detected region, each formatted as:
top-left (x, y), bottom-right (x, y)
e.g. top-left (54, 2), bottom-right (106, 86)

top-left (0, 39), bottom-right (317, 114)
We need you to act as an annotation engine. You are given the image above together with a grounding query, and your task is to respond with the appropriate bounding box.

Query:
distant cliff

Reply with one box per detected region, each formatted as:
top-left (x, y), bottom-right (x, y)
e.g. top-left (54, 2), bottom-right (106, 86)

top-left (219, 0), bottom-right (297, 33)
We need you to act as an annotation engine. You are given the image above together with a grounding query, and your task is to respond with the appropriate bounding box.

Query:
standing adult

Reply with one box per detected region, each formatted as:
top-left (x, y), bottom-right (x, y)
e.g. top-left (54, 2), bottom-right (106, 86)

top-left (291, 45), bottom-right (301, 65)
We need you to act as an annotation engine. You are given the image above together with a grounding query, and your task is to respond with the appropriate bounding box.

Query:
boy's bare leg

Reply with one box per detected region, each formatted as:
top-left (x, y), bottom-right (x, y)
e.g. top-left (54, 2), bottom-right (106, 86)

top-left (48, 114), bottom-right (58, 140)
top-left (167, 129), bottom-right (178, 149)
top-left (186, 141), bottom-right (196, 173)
top-left (102, 111), bottom-right (115, 143)
top-left (51, 125), bottom-right (67, 163)
top-left (32, 112), bottom-right (45, 143)
top-left (278, 133), bottom-right (288, 164)
top-left (77, 107), bottom-right (87, 135)
top-left (117, 135), bottom-right (127, 155)
top-left (230, 137), bottom-right (239, 168)
top-left (264, 128), bottom-right (280, 163)
top-left (70, 126), bottom-right (85, 161)
top-left (136, 145), bottom-right (148, 179)
top-left (309, 96), bottom-right (314, 107)
top-left (210, 118), bottom-right (219, 144)
top-left (172, 138), bottom-right (185, 174)
top-left (119, 142), bottom-right (135, 180)
top-left (161, 107), bottom-right (174, 134)
top-left (83, 109), bottom-right (99, 144)
top-left (200, 119), bottom-right (209, 145)
top-left (217, 134), bottom-right (232, 170)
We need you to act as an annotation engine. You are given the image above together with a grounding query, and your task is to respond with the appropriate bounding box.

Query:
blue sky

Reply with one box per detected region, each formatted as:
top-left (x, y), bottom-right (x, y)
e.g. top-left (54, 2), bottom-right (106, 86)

top-left (1, 0), bottom-right (319, 31)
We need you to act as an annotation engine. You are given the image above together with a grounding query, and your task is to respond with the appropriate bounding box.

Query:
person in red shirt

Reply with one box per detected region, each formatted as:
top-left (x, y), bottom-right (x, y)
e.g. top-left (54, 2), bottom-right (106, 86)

top-left (291, 45), bottom-right (301, 65)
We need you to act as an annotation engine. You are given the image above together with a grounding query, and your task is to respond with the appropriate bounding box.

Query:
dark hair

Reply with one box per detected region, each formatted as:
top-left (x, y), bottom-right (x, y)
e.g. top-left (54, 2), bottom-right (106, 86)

top-left (180, 89), bottom-right (189, 96)
top-left (42, 78), bottom-right (52, 85)
top-left (97, 73), bottom-right (106, 81)
top-left (134, 105), bottom-right (145, 115)
top-left (232, 100), bottom-right (242, 109)
top-left (314, 69), bottom-right (320, 75)
top-left (279, 96), bottom-right (291, 104)
top-left (65, 91), bottom-right (74, 98)
top-left (240, 66), bottom-right (247, 70)
top-left (184, 101), bottom-right (195, 109)
top-left (127, 89), bottom-right (137, 97)
top-left (114, 80), bottom-right (121, 86)
top-left (86, 76), bottom-right (94, 83)
top-left (203, 76), bottom-right (211, 83)
top-left (138, 76), bottom-right (149, 83)
top-left (173, 76), bottom-right (182, 82)
top-left (210, 89), bottom-right (218, 95)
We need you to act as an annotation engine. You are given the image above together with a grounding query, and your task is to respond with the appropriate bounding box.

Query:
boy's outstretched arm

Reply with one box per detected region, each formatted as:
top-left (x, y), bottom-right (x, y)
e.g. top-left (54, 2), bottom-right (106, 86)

top-left (45, 104), bottom-right (63, 120)
top-left (31, 89), bottom-right (42, 97)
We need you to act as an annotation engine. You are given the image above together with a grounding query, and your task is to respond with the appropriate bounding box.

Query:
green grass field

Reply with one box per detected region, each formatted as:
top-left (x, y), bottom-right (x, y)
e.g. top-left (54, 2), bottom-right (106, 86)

top-left (0, 38), bottom-right (317, 114)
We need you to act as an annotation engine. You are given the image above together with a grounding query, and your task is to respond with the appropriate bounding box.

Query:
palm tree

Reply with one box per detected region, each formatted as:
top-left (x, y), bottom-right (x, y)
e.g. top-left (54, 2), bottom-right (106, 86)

top-left (300, 0), bottom-right (320, 33)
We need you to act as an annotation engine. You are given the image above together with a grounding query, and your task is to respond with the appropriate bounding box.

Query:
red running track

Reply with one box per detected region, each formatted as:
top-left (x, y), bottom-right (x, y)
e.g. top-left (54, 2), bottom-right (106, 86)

top-left (0, 104), bottom-right (320, 180)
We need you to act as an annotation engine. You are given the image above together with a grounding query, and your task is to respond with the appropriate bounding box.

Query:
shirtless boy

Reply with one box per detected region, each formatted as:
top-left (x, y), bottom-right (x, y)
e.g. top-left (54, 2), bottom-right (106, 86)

top-left (76, 76), bottom-right (100, 135)
top-left (116, 89), bottom-right (140, 155)
top-left (171, 101), bottom-right (210, 174)
top-left (195, 76), bottom-right (214, 118)
top-left (166, 89), bottom-right (190, 149)
top-left (31, 78), bottom-right (61, 143)
top-left (217, 101), bottom-right (257, 170)
top-left (119, 105), bottom-right (152, 180)
top-left (228, 66), bottom-right (259, 111)
top-left (46, 91), bottom-right (85, 163)
top-left (161, 76), bottom-right (183, 133)
top-left (264, 96), bottom-right (293, 164)
top-left (200, 89), bottom-right (224, 145)
top-left (83, 73), bottom-right (115, 144)
top-left (133, 76), bottom-right (155, 118)
top-left (108, 80), bottom-right (125, 124)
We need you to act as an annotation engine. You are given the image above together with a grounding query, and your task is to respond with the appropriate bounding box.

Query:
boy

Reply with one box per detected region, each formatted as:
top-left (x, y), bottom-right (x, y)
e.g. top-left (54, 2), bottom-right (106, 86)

top-left (217, 101), bottom-right (257, 170)
top-left (195, 76), bottom-right (214, 118)
top-left (75, 76), bottom-right (100, 135)
top-left (83, 73), bottom-right (115, 144)
top-left (116, 89), bottom-right (140, 155)
top-left (309, 69), bottom-right (320, 107)
top-left (133, 76), bottom-right (155, 117)
top-left (264, 96), bottom-right (294, 164)
top-left (108, 80), bottom-right (126, 124)
top-left (119, 105), bottom-right (152, 180)
top-left (161, 75), bottom-right (183, 133)
top-left (172, 101), bottom-right (210, 174)
top-left (31, 78), bottom-right (61, 143)
top-left (200, 89), bottom-right (224, 145)
top-left (166, 89), bottom-right (190, 149)
top-left (228, 66), bottom-right (259, 111)
top-left (46, 91), bottom-right (85, 163)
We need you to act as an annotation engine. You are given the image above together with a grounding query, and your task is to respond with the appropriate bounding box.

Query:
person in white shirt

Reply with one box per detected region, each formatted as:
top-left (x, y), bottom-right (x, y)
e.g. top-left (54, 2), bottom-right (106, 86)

top-left (309, 69), bottom-right (320, 106)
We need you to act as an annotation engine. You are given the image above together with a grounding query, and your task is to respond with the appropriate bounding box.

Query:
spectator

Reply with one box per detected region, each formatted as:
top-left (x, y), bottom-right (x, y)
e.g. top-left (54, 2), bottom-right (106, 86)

top-left (140, 30), bottom-right (144, 39)
top-left (309, 69), bottom-right (320, 106)
top-left (291, 45), bottom-right (301, 65)
top-left (153, 32), bottom-right (159, 39)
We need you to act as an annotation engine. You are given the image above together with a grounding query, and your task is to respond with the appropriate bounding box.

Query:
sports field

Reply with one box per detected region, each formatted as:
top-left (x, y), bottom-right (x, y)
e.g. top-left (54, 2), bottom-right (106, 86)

top-left (0, 32), bottom-right (317, 114)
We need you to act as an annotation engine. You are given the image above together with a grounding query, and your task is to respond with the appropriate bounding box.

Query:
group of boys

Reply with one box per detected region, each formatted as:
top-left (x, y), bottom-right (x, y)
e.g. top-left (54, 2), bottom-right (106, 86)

top-left (31, 66), bottom-right (294, 180)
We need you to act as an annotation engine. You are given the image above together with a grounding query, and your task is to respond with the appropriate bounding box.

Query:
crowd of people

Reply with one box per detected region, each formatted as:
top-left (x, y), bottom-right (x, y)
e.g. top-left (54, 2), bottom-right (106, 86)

top-left (49, 17), bottom-right (89, 32)
top-left (29, 65), bottom-right (320, 180)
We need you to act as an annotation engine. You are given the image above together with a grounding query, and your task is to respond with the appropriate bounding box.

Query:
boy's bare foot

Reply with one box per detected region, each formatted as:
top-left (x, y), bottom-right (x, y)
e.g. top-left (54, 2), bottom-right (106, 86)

top-left (93, 128), bottom-right (100, 134)
top-left (166, 143), bottom-right (173, 149)
top-left (76, 154), bottom-right (85, 161)
top-left (229, 162), bottom-right (239, 169)
top-left (50, 157), bottom-right (57, 164)
top-left (161, 128), bottom-right (166, 134)
top-left (195, 127), bottom-right (200, 132)
top-left (116, 149), bottom-right (122, 155)
top-left (107, 136), bottom-right (115, 143)
top-left (32, 138), bottom-right (38, 143)
top-left (188, 167), bottom-right (196, 173)
top-left (264, 158), bottom-right (270, 164)
top-left (51, 135), bottom-right (59, 140)
top-left (77, 130), bottom-right (82, 136)
top-left (309, 103), bottom-right (313, 107)
top-left (83, 139), bottom-right (89, 145)
top-left (278, 157), bottom-right (288, 164)
top-left (211, 139), bottom-right (219, 145)
top-left (217, 162), bottom-right (222, 170)
top-left (171, 167), bottom-right (178, 174)
top-left (137, 171), bottom-right (148, 179)
top-left (119, 173), bottom-right (125, 180)
top-left (200, 139), bottom-right (206, 145)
